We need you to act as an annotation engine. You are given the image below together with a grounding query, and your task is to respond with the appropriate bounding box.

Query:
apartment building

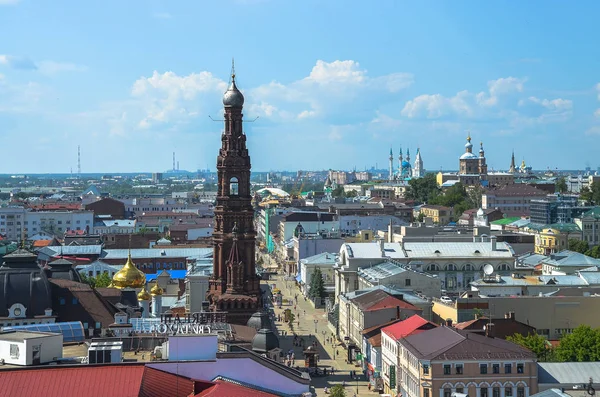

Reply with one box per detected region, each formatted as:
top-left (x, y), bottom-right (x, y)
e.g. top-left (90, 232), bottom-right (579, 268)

top-left (381, 315), bottom-right (437, 395)
top-left (395, 326), bottom-right (537, 397)
top-left (482, 184), bottom-right (548, 217)
top-left (0, 207), bottom-right (94, 240)
top-left (419, 205), bottom-right (454, 225)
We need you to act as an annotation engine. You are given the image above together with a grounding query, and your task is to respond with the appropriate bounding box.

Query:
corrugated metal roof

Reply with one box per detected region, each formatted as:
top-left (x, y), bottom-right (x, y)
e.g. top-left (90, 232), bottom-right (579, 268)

top-left (0, 365), bottom-right (144, 397)
top-left (404, 241), bottom-right (515, 258)
top-left (45, 245), bottom-right (103, 255)
top-left (538, 362), bottom-right (600, 385)
top-left (101, 248), bottom-right (212, 260)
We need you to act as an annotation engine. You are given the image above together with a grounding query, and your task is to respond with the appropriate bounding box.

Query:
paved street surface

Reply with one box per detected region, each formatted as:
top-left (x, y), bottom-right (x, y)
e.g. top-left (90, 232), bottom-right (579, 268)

top-left (264, 273), bottom-right (377, 397)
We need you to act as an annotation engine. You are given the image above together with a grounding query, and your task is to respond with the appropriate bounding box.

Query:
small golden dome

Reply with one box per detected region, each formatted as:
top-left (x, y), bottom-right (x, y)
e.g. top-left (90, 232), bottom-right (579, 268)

top-left (150, 281), bottom-right (164, 296)
top-left (112, 251), bottom-right (147, 289)
top-left (137, 287), bottom-right (151, 301)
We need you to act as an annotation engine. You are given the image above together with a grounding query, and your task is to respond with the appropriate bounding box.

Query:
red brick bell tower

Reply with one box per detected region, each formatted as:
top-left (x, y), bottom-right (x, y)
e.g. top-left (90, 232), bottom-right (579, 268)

top-left (206, 65), bottom-right (261, 324)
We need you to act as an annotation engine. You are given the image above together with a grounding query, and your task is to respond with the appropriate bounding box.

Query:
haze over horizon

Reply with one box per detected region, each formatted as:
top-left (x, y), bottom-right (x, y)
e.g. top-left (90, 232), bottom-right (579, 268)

top-left (2, 0), bottom-right (600, 174)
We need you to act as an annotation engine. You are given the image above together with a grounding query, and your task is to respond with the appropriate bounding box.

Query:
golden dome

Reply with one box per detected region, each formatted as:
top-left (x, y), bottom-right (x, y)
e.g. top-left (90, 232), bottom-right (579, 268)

top-left (137, 287), bottom-right (151, 301)
top-left (150, 281), bottom-right (164, 296)
top-left (111, 251), bottom-right (147, 289)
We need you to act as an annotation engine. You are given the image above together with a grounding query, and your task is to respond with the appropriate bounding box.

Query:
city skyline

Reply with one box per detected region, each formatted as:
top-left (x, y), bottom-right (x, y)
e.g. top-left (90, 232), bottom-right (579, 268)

top-left (1, 0), bottom-right (600, 173)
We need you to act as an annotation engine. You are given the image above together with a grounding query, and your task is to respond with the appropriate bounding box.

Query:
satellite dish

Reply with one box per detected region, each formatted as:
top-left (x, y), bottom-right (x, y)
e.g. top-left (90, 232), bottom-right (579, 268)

top-left (483, 264), bottom-right (494, 276)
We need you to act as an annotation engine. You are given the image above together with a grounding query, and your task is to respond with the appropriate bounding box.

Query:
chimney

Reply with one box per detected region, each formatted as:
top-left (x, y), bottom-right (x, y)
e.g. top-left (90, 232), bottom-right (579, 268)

top-left (388, 220), bottom-right (394, 243)
top-left (396, 305), bottom-right (401, 320)
top-left (446, 318), bottom-right (453, 327)
top-left (44, 308), bottom-right (53, 317)
top-left (379, 239), bottom-right (385, 257)
top-left (508, 311), bottom-right (515, 320)
top-left (485, 323), bottom-right (495, 338)
top-left (490, 235), bottom-right (497, 251)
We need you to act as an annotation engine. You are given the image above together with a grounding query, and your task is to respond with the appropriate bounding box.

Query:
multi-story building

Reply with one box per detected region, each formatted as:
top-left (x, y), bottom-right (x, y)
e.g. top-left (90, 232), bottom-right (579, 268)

top-left (298, 252), bottom-right (337, 302)
top-left (335, 239), bottom-right (516, 296)
top-left (525, 223), bottom-right (581, 255)
top-left (530, 195), bottom-right (593, 225)
top-left (381, 315), bottom-right (437, 395)
top-left (357, 260), bottom-right (442, 298)
top-left (118, 197), bottom-right (187, 216)
top-left (328, 170), bottom-right (355, 185)
top-left (0, 206), bottom-right (27, 240)
top-left (278, 212), bottom-right (338, 241)
top-left (575, 207), bottom-right (600, 247)
top-left (395, 326), bottom-right (538, 397)
top-left (419, 205), bottom-right (454, 225)
top-left (482, 184), bottom-right (548, 217)
top-left (338, 288), bottom-right (422, 349)
top-left (338, 215), bottom-right (406, 236)
top-left (93, 219), bottom-right (136, 235)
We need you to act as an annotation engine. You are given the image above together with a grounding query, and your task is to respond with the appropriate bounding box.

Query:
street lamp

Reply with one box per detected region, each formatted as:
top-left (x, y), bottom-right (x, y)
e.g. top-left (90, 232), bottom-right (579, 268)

top-left (313, 319), bottom-right (318, 333)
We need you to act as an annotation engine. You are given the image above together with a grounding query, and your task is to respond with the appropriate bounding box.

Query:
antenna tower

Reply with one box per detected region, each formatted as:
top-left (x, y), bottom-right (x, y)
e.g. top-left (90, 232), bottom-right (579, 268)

top-left (173, 152), bottom-right (176, 171)
top-left (77, 145), bottom-right (81, 177)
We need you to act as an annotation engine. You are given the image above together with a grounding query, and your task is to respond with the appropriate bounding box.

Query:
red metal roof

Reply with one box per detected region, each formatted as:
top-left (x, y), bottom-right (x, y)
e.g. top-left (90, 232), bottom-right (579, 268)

top-left (0, 365), bottom-right (145, 397)
top-left (194, 380), bottom-right (279, 397)
top-left (382, 314), bottom-right (437, 340)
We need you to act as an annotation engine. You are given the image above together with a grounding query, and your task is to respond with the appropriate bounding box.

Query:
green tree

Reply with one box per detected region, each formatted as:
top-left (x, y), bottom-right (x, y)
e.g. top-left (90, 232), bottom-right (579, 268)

top-left (417, 212), bottom-right (425, 222)
top-left (556, 177), bottom-right (568, 194)
top-left (79, 272), bottom-right (112, 288)
top-left (404, 173), bottom-right (440, 204)
top-left (288, 312), bottom-right (296, 332)
top-left (345, 190), bottom-right (357, 198)
top-left (555, 325), bottom-right (600, 362)
top-left (585, 245), bottom-right (600, 259)
top-left (329, 384), bottom-right (347, 397)
top-left (569, 239), bottom-right (589, 254)
top-left (309, 268), bottom-right (326, 304)
top-left (332, 186), bottom-right (344, 198)
top-left (506, 333), bottom-right (553, 361)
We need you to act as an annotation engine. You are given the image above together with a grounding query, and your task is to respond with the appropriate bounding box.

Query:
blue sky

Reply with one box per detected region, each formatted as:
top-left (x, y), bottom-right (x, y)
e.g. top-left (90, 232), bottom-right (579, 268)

top-left (1, 0), bottom-right (600, 174)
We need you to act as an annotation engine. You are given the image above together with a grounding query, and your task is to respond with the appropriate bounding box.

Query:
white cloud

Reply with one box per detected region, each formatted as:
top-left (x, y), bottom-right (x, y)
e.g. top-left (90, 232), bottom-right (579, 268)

top-left (0, 0), bottom-right (20, 5)
top-left (131, 70), bottom-right (227, 128)
top-left (0, 54), bottom-right (86, 74)
top-left (401, 76), bottom-right (569, 126)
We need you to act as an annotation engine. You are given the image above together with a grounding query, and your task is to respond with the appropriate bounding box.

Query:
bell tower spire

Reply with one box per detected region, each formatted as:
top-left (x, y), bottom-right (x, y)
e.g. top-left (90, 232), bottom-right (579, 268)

top-left (207, 64), bottom-right (259, 324)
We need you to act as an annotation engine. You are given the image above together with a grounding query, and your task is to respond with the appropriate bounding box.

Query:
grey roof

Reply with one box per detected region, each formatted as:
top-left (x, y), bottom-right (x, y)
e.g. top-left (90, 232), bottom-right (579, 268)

top-left (0, 331), bottom-right (59, 342)
top-left (101, 248), bottom-right (212, 261)
top-left (543, 251), bottom-right (600, 268)
top-left (530, 389), bottom-right (572, 397)
top-left (344, 242), bottom-right (406, 259)
top-left (401, 326), bottom-right (534, 360)
top-left (404, 241), bottom-right (515, 258)
top-left (299, 252), bottom-right (338, 266)
top-left (357, 260), bottom-right (437, 283)
top-left (44, 245), bottom-right (103, 256)
top-left (538, 362), bottom-right (600, 385)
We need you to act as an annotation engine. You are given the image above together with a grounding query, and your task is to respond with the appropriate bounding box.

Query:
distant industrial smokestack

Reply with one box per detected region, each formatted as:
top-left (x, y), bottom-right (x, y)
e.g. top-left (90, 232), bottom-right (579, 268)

top-left (172, 152), bottom-right (176, 171)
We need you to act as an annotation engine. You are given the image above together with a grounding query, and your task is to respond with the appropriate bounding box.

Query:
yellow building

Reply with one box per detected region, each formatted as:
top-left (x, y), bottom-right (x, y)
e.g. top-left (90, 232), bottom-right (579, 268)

top-left (525, 223), bottom-right (581, 255)
top-left (419, 205), bottom-right (454, 225)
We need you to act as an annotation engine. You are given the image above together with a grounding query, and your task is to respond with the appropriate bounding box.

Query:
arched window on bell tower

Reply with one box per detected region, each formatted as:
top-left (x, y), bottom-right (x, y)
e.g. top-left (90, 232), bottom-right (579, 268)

top-left (229, 177), bottom-right (239, 196)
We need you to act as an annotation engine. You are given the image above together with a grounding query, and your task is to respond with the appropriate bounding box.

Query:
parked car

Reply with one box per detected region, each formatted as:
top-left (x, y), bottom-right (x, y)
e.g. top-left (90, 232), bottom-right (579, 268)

top-left (440, 296), bottom-right (453, 304)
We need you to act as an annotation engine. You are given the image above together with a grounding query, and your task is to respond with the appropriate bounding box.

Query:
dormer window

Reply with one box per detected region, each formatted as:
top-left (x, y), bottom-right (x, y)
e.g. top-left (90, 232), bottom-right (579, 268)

top-left (229, 177), bottom-right (239, 196)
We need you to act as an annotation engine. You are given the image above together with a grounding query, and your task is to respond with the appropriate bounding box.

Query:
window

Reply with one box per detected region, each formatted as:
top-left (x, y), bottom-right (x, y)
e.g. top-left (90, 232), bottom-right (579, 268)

top-left (505, 387), bottom-right (513, 397)
top-left (444, 388), bottom-right (452, 397)
top-left (456, 388), bottom-right (464, 394)
top-left (9, 344), bottom-right (19, 359)
top-left (505, 363), bottom-right (512, 374)
top-left (493, 387), bottom-right (500, 397)
top-left (422, 364), bottom-right (429, 375)
top-left (95, 322), bottom-right (101, 328)
top-left (493, 363), bottom-right (500, 374)
top-left (405, 279), bottom-right (411, 287)
top-left (517, 363), bottom-right (524, 374)
top-left (481, 388), bottom-right (488, 397)
top-left (59, 298), bottom-right (65, 305)
top-left (229, 177), bottom-right (239, 195)
top-left (424, 389), bottom-right (430, 397)
top-left (444, 364), bottom-right (451, 375)
top-left (480, 364), bottom-right (488, 374)
top-left (456, 364), bottom-right (463, 374)
top-left (517, 387), bottom-right (525, 397)
top-left (72, 298), bottom-right (79, 305)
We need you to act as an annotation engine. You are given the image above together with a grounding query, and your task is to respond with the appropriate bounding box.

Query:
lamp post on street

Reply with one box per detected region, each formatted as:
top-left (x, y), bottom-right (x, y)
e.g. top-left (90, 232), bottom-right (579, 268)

top-left (313, 319), bottom-right (318, 333)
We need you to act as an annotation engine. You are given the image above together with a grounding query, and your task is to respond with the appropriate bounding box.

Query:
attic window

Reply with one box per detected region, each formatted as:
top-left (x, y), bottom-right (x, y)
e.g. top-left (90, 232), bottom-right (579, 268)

top-left (474, 250), bottom-right (481, 254)
top-left (434, 250), bottom-right (441, 254)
